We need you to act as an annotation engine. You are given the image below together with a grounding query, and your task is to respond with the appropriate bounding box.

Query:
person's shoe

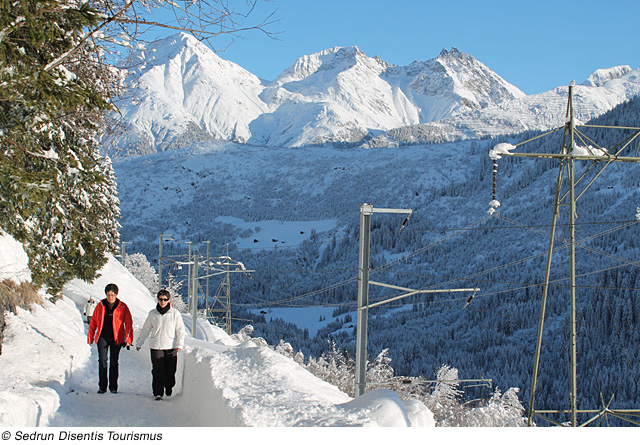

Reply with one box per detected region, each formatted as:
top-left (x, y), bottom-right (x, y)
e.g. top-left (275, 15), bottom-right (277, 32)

top-left (97, 389), bottom-right (107, 394)
top-left (110, 389), bottom-right (118, 394)
top-left (165, 388), bottom-right (172, 397)
top-left (155, 395), bottom-right (162, 401)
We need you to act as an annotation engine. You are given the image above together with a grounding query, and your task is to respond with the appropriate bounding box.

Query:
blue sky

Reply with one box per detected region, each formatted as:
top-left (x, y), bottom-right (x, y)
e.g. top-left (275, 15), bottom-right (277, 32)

top-left (151, 0), bottom-right (639, 95)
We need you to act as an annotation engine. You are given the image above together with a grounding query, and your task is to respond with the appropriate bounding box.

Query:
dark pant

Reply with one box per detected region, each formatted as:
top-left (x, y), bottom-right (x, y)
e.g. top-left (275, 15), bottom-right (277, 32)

top-left (97, 336), bottom-right (122, 392)
top-left (150, 349), bottom-right (178, 397)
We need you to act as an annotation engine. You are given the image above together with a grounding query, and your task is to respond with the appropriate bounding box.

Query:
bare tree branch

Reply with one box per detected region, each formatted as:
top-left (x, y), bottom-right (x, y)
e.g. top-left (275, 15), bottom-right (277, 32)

top-left (45, 1), bottom-right (136, 73)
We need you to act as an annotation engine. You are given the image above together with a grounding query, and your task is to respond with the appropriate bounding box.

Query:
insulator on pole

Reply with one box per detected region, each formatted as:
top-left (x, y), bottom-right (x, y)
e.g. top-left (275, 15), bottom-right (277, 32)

top-left (488, 158), bottom-right (500, 215)
top-left (487, 143), bottom-right (515, 216)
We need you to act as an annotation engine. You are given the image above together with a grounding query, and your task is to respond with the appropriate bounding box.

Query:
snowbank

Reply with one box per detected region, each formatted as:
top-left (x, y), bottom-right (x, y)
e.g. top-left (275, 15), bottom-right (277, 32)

top-left (0, 297), bottom-right (88, 426)
top-left (0, 234), bottom-right (434, 427)
top-left (0, 234), bottom-right (90, 426)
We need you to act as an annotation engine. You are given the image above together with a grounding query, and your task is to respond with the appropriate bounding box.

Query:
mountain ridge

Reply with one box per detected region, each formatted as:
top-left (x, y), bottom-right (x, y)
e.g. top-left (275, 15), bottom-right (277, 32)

top-left (105, 32), bottom-right (639, 156)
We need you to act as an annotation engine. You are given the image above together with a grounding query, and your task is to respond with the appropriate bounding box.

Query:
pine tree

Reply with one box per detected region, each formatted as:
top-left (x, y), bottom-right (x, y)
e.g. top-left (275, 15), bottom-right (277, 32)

top-left (0, 0), bottom-right (121, 295)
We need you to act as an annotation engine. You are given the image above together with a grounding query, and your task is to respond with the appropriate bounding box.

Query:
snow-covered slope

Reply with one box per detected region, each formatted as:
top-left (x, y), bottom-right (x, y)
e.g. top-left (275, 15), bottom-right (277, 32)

top-left (250, 46), bottom-right (411, 147)
top-left (249, 46), bottom-right (525, 147)
top-left (582, 65), bottom-right (633, 87)
top-left (0, 234), bottom-right (433, 427)
top-left (383, 47), bottom-right (526, 121)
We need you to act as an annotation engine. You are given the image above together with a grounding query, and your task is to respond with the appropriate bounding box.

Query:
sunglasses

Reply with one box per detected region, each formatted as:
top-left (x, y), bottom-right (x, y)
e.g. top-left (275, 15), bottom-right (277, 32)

top-left (158, 298), bottom-right (170, 302)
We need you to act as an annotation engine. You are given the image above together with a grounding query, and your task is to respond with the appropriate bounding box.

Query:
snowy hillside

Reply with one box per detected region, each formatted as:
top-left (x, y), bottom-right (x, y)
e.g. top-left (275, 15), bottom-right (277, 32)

top-left (0, 233), bottom-right (434, 427)
top-left (249, 46), bottom-right (525, 147)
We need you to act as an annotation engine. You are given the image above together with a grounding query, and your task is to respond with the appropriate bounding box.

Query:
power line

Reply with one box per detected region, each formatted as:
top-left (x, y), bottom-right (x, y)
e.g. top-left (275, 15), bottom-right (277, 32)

top-left (228, 212), bottom-right (639, 310)
top-left (197, 218), bottom-right (639, 253)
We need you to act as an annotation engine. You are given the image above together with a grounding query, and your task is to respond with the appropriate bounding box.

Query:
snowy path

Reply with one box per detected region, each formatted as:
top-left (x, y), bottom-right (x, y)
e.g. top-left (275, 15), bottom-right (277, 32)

top-left (50, 325), bottom-right (199, 427)
top-left (0, 254), bottom-right (433, 427)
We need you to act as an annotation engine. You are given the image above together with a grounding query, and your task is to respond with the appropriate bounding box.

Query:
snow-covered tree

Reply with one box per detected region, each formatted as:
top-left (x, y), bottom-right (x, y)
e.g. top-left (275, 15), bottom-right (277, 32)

top-left (123, 254), bottom-right (190, 312)
top-left (275, 339), bottom-right (295, 357)
top-left (164, 272), bottom-right (187, 313)
top-left (368, 348), bottom-right (394, 386)
top-left (231, 325), bottom-right (268, 347)
top-left (467, 387), bottom-right (527, 427)
top-left (0, 0), bottom-right (120, 294)
top-left (123, 252), bottom-right (158, 294)
top-left (0, 0), bottom-right (275, 295)
top-left (304, 342), bottom-right (355, 395)
top-left (432, 364), bottom-right (464, 408)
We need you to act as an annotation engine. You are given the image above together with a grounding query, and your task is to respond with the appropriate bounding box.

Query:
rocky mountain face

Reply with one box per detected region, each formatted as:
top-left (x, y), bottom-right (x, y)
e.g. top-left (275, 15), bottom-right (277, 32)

top-left (105, 33), bottom-right (640, 156)
top-left (368, 65), bottom-right (640, 147)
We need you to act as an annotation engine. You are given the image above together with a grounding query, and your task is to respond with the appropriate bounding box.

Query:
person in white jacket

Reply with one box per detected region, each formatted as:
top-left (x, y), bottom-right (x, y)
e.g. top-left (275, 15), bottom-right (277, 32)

top-left (136, 289), bottom-right (186, 400)
top-left (83, 297), bottom-right (97, 324)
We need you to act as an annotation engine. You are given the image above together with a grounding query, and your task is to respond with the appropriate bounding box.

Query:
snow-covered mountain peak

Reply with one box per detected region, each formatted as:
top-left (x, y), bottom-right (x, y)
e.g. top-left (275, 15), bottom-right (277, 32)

top-left (139, 32), bottom-right (204, 64)
top-left (136, 32), bottom-right (260, 83)
top-left (274, 46), bottom-right (388, 85)
top-left (379, 47), bottom-right (526, 123)
top-left (108, 32), bottom-right (269, 156)
top-left (432, 47), bottom-right (526, 103)
top-left (582, 65), bottom-right (633, 87)
top-left (437, 46), bottom-right (465, 61)
top-left (250, 45), bottom-right (404, 146)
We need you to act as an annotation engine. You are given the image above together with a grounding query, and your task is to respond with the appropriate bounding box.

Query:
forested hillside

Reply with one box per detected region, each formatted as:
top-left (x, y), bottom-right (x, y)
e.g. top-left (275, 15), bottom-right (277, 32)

top-left (114, 95), bottom-right (640, 425)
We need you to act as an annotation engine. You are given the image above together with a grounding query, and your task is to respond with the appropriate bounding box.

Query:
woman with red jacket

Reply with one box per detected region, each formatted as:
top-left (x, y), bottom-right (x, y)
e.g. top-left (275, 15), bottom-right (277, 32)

top-left (87, 283), bottom-right (134, 394)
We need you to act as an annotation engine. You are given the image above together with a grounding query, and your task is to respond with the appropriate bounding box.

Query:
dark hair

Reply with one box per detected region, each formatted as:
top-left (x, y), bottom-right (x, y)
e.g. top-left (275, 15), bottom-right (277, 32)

top-left (157, 289), bottom-right (171, 300)
top-left (105, 283), bottom-right (119, 295)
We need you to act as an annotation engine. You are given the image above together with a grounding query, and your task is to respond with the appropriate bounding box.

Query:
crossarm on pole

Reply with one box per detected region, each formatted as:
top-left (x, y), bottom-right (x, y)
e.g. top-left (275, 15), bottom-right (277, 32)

top-left (362, 281), bottom-right (479, 310)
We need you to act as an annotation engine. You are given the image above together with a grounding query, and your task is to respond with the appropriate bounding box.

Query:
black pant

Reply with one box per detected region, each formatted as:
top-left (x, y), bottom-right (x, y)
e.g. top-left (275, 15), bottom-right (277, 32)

top-left (150, 349), bottom-right (178, 397)
top-left (97, 336), bottom-right (122, 392)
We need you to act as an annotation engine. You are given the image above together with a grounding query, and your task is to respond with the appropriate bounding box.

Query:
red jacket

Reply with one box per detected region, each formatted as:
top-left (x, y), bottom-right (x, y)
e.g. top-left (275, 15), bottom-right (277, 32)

top-left (87, 299), bottom-right (134, 345)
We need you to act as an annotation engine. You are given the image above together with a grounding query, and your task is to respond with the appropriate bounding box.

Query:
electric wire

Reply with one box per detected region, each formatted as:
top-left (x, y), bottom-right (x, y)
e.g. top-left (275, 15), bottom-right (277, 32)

top-left (233, 214), bottom-right (639, 310)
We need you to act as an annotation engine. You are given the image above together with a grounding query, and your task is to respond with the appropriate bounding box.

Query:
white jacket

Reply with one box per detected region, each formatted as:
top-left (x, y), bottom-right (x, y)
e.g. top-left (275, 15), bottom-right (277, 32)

top-left (83, 300), bottom-right (97, 316)
top-left (136, 306), bottom-right (186, 350)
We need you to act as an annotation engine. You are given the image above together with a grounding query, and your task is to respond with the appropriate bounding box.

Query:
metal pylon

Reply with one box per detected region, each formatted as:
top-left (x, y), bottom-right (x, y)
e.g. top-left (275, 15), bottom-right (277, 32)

top-left (203, 245), bottom-right (254, 335)
top-left (491, 83), bottom-right (640, 426)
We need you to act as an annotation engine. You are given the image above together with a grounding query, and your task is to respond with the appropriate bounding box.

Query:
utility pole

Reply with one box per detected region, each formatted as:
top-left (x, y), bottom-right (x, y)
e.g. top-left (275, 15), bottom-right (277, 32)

top-left (355, 204), bottom-right (375, 398)
top-left (191, 254), bottom-right (199, 337)
top-left (184, 241), bottom-right (192, 310)
top-left (220, 247), bottom-right (232, 334)
top-left (120, 241), bottom-right (131, 262)
top-left (202, 241), bottom-right (210, 315)
top-left (355, 203), bottom-right (479, 397)
top-left (158, 233), bottom-right (175, 292)
top-left (491, 84), bottom-right (640, 427)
